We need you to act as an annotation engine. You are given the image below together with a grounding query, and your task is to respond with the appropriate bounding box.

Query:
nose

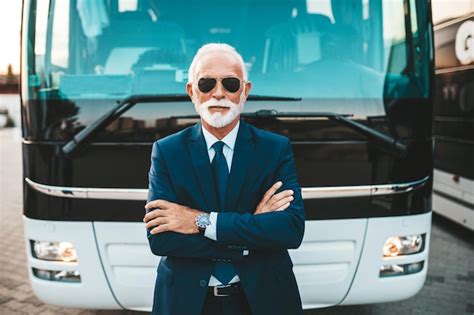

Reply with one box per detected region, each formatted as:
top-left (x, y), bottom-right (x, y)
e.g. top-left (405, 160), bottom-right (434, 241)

top-left (212, 81), bottom-right (225, 100)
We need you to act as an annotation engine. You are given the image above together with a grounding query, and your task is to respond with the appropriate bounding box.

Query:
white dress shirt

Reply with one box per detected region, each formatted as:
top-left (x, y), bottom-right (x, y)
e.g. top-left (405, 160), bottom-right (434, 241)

top-left (201, 121), bottom-right (242, 286)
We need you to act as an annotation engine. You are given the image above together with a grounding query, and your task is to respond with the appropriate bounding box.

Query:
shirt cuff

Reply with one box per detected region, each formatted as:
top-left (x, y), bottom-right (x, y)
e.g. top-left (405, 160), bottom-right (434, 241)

top-left (204, 212), bottom-right (218, 241)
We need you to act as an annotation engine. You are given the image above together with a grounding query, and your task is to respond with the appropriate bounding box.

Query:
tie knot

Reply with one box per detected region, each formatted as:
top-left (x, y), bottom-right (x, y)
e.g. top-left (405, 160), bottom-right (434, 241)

top-left (212, 141), bottom-right (225, 154)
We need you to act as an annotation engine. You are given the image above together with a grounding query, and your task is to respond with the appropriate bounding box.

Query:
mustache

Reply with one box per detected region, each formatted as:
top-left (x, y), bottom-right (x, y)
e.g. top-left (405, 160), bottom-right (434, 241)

top-left (199, 98), bottom-right (239, 109)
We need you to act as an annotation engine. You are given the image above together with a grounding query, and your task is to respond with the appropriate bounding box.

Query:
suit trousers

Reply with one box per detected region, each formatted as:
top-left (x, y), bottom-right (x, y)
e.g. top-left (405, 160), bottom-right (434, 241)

top-left (200, 289), bottom-right (252, 315)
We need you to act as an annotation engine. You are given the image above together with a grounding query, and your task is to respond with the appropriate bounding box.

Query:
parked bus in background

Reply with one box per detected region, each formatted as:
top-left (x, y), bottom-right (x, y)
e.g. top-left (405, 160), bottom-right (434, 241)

top-left (20, 0), bottom-right (433, 311)
top-left (432, 3), bottom-right (474, 231)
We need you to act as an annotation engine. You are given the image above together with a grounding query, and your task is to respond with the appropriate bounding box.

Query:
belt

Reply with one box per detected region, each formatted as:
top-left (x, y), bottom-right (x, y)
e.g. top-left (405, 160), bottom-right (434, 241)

top-left (208, 283), bottom-right (243, 297)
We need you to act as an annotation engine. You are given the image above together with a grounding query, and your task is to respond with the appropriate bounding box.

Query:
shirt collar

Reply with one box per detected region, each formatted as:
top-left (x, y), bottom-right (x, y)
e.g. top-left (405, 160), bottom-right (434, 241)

top-left (202, 120), bottom-right (240, 151)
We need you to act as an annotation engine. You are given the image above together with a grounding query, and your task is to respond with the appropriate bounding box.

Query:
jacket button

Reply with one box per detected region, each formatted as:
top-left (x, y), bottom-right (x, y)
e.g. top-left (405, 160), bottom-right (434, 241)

top-left (199, 280), bottom-right (207, 287)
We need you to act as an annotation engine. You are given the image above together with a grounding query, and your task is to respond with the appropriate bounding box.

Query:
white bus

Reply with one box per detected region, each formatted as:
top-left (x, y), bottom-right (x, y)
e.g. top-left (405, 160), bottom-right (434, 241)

top-left (21, 0), bottom-right (434, 311)
top-left (432, 3), bottom-right (474, 231)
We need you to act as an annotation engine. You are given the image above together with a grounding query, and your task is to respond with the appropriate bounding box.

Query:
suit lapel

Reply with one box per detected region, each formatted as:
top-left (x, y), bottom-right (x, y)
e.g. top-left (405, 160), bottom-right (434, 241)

top-left (186, 122), bottom-right (219, 212)
top-left (224, 120), bottom-right (256, 211)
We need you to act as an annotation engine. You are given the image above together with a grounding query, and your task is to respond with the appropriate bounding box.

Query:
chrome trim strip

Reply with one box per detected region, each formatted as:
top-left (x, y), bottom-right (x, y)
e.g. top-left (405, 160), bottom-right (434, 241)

top-left (302, 176), bottom-right (429, 199)
top-left (24, 178), bottom-right (145, 200)
top-left (26, 176), bottom-right (429, 201)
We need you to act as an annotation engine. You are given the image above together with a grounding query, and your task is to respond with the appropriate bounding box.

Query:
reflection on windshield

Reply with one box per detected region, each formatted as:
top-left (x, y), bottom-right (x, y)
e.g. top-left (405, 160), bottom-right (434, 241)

top-left (31, 0), bottom-right (424, 102)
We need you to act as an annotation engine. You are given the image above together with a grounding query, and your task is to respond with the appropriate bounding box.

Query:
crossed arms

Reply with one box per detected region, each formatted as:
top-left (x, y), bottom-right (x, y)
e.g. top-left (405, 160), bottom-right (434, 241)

top-left (144, 139), bottom-right (305, 260)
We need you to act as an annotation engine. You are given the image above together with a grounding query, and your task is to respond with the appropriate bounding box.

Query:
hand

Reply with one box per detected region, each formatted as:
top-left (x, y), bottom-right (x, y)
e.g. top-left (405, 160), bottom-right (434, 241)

top-left (254, 181), bottom-right (294, 215)
top-left (144, 199), bottom-right (202, 234)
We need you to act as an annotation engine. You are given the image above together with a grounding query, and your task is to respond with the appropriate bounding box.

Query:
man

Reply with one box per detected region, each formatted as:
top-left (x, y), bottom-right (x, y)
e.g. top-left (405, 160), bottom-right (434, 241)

top-left (143, 43), bottom-right (305, 315)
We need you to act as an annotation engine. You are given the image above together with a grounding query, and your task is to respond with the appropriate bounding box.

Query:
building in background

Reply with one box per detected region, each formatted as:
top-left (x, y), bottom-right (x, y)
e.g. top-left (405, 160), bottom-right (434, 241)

top-left (0, 64), bottom-right (20, 127)
top-left (0, 0), bottom-right (22, 127)
top-left (0, 1), bottom-right (22, 74)
top-left (0, 64), bottom-right (19, 93)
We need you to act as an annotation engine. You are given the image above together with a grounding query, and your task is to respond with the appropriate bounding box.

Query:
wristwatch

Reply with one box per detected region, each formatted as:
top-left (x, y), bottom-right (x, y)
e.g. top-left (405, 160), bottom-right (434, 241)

top-left (195, 213), bottom-right (211, 234)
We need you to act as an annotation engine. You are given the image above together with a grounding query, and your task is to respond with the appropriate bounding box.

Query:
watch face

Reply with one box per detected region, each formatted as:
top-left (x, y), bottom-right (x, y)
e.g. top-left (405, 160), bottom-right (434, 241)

top-left (197, 214), bottom-right (210, 228)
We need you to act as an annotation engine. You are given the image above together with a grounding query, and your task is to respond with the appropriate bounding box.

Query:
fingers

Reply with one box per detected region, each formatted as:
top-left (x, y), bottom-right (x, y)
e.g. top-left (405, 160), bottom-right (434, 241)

top-left (276, 202), bottom-right (291, 211)
top-left (255, 198), bottom-right (291, 214)
top-left (150, 224), bottom-right (172, 234)
top-left (268, 189), bottom-right (293, 209)
top-left (255, 183), bottom-right (294, 215)
top-left (272, 189), bottom-right (294, 201)
top-left (270, 195), bottom-right (294, 211)
top-left (145, 199), bottom-right (171, 210)
top-left (145, 217), bottom-right (168, 229)
top-left (261, 181), bottom-right (283, 204)
top-left (143, 207), bottom-right (169, 223)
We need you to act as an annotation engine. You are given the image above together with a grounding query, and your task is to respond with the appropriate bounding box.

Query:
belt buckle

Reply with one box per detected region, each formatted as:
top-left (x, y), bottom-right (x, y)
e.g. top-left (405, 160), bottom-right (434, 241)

top-left (213, 285), bottom-right (230, 297)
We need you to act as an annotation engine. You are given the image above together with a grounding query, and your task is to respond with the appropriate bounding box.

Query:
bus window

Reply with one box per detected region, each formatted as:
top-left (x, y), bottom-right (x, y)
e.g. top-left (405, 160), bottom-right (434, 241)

top-left (26, 0), bottom-right (429, 106)
top-left (34, 0), bottom-right (48, 57)
top-left (51, 0), bottom-right (70, 70)
top-left (409, 0), bottom-right (418, 34)
top-left (34, 0), bottom-right (49, 86)
top-left (118, 0), bottom-right (139, 12)
top-left (382, 0), bottom-right (407, 74)
top-left (306, 0), bottom-right (334, 21)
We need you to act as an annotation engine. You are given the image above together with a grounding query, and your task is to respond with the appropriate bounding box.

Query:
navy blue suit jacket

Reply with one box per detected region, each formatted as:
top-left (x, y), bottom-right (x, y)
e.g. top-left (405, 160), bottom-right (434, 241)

top-left (147, 120), bottom-right (305, 315)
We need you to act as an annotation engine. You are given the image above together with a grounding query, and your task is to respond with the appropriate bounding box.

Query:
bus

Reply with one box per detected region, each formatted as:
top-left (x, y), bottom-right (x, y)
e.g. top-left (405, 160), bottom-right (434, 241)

top-left (20, 0), bottom-right (434, 311)
top-left (432, 9), bottom-right (474, 231)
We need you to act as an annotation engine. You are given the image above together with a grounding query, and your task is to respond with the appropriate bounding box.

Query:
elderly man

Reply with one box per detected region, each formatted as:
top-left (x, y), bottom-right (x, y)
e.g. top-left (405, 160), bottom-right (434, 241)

top-left (143, 43), bottom-right (305, 315)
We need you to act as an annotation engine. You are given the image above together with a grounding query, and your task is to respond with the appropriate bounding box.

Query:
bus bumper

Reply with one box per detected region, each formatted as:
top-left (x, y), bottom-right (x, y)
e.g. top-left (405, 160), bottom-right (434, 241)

top-left (22, 216), bottom-right (121, 309)
top-left (341, 211), bottom-right (432, 305)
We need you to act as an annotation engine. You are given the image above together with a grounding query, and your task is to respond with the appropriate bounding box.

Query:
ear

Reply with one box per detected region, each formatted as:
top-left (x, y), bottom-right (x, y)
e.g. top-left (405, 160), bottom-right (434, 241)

top-left (244, 81), bottom-right (252, 99)
top-left (186, 82), bottom-right (193, 99)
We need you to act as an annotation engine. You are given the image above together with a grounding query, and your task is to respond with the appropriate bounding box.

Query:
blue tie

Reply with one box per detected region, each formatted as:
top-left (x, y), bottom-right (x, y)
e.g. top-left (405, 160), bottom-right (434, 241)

top-left (211, 141), bottom-right (237, 284)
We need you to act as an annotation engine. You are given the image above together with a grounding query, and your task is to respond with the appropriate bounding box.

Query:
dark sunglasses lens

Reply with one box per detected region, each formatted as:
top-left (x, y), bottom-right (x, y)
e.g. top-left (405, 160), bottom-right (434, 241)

top-left (222, 77), bottom-right (241, 93)
top-left (198, 78), bottom-right (216, 93)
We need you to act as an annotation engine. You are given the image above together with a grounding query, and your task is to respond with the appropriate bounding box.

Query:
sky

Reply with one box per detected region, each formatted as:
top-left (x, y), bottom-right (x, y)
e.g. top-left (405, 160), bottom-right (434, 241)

top-left (0, 0), bottom-right (472, 75)
top-left (0, 1), bottom-right (22, 74)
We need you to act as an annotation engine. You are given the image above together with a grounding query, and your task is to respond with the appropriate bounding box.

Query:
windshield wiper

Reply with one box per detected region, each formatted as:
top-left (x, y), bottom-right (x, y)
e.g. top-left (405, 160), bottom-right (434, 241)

top-left (243, 110), bottom-right (407, 158)
top-left (62, 94), bottom-right (300, 156)
top-left (62, 94), bottom-right (190, 156)
top-left (242, 110), bottom-right (351, 118)
top-left (334, 115), bottom-right (407, 158)
top-left (247, 95), bottom-right (301, 101)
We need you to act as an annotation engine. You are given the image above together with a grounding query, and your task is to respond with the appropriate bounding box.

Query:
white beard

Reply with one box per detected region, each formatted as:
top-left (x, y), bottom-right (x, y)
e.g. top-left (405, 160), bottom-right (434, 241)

top-left (193, 93), bottom-right (246, 128)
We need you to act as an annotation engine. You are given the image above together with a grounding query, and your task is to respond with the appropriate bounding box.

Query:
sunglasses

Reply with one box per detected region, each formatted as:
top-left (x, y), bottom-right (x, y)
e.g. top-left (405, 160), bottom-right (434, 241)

top-left (197, 77), bottom-right (241, 93)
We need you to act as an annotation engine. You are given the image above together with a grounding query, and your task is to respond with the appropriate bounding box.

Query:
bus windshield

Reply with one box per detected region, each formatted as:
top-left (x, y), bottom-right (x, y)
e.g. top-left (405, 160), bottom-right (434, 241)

top-left (29, 0), bottom-right (428, 103)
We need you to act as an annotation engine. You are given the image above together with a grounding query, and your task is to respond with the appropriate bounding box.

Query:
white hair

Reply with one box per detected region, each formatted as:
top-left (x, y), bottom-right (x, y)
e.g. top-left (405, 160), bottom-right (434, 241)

top-left (187, 43), bottom-right (248, 83)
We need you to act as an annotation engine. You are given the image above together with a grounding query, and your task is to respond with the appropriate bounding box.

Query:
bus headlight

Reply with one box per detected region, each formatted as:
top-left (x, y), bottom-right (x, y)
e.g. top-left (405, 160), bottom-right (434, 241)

top-left (33, 268), bottom-right (81, 282)
top-left (31, 240), bottom-right (77, 262)
top-left (380, 261), bottom-right (424, 277)
top-left (382, 234), bottom-right (424, 257)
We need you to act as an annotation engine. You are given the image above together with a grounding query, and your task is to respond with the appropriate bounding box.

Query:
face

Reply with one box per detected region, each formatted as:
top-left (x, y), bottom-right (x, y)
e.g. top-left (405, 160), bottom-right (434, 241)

top-left (186, 52), bottom-right (251, 128)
